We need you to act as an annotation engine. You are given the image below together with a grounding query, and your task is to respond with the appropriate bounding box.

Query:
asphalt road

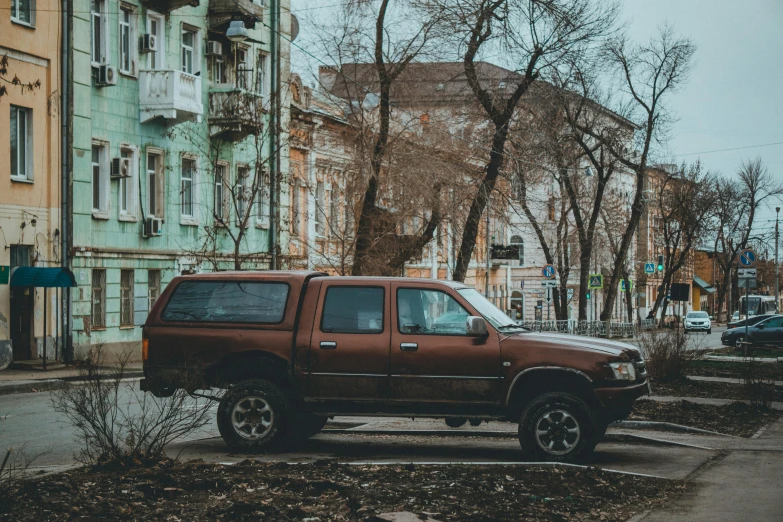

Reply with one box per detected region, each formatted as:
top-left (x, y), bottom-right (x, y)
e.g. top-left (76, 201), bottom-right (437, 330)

top-left (629, 325), bottom-right (727, 351)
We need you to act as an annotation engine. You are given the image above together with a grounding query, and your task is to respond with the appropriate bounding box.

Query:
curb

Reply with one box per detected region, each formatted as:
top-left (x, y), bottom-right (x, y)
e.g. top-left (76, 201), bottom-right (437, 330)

top-left (613, 420), bottom-right (737, 438)
top-left (0, 373), bottom-right (144, 396)
top-left (702, 355), bottom-right (781, 363)
top-left (603, 433), bottom-right (715, 451)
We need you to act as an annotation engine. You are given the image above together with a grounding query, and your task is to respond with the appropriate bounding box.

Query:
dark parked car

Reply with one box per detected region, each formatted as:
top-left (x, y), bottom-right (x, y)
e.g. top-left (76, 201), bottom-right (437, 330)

top-left (726, 314), bottom-right (776, 331)
top-left (722, 315), bottom-right (783, 348)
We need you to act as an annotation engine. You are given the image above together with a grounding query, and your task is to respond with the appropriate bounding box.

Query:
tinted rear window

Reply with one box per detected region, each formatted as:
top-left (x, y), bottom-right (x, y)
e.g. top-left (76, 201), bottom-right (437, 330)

top-left (161, 281), bottom-right (289, 324)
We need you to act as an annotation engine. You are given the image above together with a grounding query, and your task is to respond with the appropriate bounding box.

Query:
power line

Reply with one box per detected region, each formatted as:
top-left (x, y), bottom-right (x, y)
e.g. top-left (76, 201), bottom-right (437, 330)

top-left (675, 140), bottom-right (783, 157)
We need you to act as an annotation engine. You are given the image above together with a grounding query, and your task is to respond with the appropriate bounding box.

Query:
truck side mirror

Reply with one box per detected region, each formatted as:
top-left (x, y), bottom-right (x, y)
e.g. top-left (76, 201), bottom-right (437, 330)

top-left (466, 316), bottom-right (488, 337)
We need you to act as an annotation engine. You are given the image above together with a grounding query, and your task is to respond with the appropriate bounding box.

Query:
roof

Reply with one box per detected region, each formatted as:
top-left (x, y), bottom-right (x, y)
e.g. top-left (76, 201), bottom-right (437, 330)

top-left (10, 267), bottom-right (77, 288)
top-left (172, 271), bottom-right (470, 288)
top-left (692, 275), bottom-right (716, 294)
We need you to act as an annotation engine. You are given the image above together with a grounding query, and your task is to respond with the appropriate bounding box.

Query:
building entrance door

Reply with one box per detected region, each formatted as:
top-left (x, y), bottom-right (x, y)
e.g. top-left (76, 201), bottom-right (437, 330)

top-left (9, 245), bottom-right (33, 360)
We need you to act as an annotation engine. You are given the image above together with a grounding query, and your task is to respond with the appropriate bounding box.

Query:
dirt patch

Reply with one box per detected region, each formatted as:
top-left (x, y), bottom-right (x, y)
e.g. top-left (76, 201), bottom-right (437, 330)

top-left (652, 378), bottom-right (783, 402)
top-left (629, 399), bottom-right (780, 437)
top-left (0, 460), bottom-right (684, 521)
top-left (687, 360), bottom-right (783, 380)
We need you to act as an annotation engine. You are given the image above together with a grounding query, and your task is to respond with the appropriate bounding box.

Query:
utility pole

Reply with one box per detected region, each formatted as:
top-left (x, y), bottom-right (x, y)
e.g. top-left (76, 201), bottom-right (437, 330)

top-left (776, 207), bottom-right (780, 310)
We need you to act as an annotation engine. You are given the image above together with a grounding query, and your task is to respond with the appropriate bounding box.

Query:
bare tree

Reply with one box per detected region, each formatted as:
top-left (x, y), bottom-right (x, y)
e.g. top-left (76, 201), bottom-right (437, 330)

top-left (568, 25), bottom-right (696, 320)
top-left (435, 0), bottom-right (618, 283)
top-left (645, 162), bottom-right (717, 324)
top-left (711, 158), bottom-right (783, 320)
top-left (0, 54), bottom-right (40, 98)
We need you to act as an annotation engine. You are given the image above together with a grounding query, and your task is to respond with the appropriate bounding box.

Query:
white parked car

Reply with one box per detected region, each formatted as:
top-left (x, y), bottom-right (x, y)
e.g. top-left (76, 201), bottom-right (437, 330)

top-left (684, 311), bottom-right (711, 334)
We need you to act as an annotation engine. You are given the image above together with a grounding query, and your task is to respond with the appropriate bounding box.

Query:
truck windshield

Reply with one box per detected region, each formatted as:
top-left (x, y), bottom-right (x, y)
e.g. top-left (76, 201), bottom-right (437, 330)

top-left (457, 288), bottom-right (525, 331)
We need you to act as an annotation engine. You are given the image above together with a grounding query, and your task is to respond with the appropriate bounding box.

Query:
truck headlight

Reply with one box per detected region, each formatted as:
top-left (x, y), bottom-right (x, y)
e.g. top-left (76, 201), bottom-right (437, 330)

top-left (608, 362), bottom-right (637, 381)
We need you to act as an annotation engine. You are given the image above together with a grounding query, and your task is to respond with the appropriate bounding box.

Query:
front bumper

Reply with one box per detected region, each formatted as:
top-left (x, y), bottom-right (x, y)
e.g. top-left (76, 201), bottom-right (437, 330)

top-left (594, 380), bottom-right (650, 409)
top-left (684, 323), bottom-right (710, 331)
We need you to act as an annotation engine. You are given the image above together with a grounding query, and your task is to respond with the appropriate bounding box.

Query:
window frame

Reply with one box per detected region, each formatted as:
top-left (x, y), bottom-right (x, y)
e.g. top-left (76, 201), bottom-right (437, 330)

top-left (180, 155), bottom-right (198, 224)
top-left (214, 162), bottom-right (230, 224)
top-left (10, 105), bottom-right (33, 182)
top-left (91, 141), bottom-right (111, 217)
top-left (145, 148), bottom-right (164, 219)
top-left (118, 144), bottom-right (139, 221)
top-left (118, 3), bottom-right (137, 76)
top-left (396, 287), bottom-right (472, 337)
top-left (256, 169), bottom-right (270, 228)
top-left (91, 269), bottom-right (107, 329)
top-left (146, 11), bottom-right (165, 70)
top-left (11, 0), bottom-right (36, 27)
top-left (255, 51), bottom-right (268, 97)
top-left (120, 269), bottom-right (135, 327)
top-left (319, 285), bottom-right (386, 335)
top-left (148, 269), bottom-right (162, 311)
top-left (181, 25), bottom-right (198, 75)
top-left (314, 180), bottom-right (325, 237)
top-left (235, 164), bottom-right (251, 227)
top-left (90, 0), bottom-right (108, 67)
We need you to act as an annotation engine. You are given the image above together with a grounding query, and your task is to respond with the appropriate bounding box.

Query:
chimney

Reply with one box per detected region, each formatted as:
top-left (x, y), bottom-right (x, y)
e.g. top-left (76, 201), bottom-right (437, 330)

top-left (319, 66), bottom-right (338, 92)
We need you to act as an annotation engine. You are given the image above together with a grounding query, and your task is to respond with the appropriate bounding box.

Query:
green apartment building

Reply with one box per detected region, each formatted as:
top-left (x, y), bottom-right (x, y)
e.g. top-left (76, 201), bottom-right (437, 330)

top-left (67, 0), bottom-right (291, 359)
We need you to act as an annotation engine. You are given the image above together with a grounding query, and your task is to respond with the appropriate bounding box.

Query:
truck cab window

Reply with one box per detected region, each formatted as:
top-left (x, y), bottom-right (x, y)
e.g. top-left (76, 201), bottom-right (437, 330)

top-left (398, 288), bottom-right (469, 335)
top-left (321, 287), bottom-right (384, 334)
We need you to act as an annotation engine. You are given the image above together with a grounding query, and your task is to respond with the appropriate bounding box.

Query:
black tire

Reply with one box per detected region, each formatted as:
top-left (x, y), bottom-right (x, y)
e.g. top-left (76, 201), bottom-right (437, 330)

top-left (217, 379), bottom-right (290, 451)
top-left (707, 328), bottom-right (712, 335)
top-left (445, 417), bottom-right (467, 428)
top-left (518, 392), bottom-right (597, 463)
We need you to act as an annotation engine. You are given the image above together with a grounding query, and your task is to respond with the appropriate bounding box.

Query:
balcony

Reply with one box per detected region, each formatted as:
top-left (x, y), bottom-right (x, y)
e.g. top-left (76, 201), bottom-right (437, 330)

top-left (139, 70), bottom-right (203, 124)
top-left (209, 0), bottom-right (264, 31)
top-left (208, 87), bottom-right (265, 140)
top-left (491, 244), bottom-right (522, 266)
top-left (140, 0), bottom-right (199, 13)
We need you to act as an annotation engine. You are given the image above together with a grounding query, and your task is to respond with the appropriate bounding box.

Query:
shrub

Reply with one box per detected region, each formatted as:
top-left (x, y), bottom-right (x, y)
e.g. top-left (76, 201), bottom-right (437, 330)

top-left (740, 359), bottom-right (775, 409)
top-left (51, 346), bottom-right (213, 467)
top-left (637, 330), bottom-right (700, 383)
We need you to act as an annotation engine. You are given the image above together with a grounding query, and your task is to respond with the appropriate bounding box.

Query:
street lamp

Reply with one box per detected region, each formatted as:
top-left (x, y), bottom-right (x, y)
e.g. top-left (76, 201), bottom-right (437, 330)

top-left (776, 207), bottom-right (780, 311)
top-left (226, 21), bottom-right (248, 88)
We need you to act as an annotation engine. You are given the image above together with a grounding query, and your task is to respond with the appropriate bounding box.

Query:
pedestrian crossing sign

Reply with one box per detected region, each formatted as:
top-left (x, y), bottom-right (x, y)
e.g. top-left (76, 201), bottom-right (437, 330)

top-left (588, 274), bottom-right (603, 289)
top-left (620, 279), bottom-right (633, 292)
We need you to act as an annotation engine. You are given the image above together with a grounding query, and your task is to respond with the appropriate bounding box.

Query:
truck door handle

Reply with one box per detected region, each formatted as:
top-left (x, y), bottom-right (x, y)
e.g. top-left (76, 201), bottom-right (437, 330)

top-left (320, 341), bottom-right (337, 349)
top-left (400, 343), bottom-right (418, 351)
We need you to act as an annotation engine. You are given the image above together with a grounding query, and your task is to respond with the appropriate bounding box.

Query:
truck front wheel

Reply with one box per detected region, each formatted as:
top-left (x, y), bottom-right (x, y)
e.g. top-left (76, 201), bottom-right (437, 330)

top-left (217, 379), bottom-right (290, 451)
top-left (518, 392), bottom-right (597, 463)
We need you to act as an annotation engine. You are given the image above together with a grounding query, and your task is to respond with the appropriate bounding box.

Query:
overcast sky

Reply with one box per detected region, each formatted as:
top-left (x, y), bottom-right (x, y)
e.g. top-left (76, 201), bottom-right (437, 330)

top-left (292, 0), bottom-right (783, 237)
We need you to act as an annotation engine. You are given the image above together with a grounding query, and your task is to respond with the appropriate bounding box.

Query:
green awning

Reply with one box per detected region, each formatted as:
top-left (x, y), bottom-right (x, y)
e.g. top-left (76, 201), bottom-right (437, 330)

top-left (692, 275), bottom-right (716, 294)
top-left (10, 267), bottom-right (77, 288)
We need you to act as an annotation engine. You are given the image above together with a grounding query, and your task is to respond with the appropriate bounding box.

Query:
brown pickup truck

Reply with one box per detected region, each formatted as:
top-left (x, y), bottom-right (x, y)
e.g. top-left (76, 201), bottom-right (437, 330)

top-left (141, 271), bottom-right (649, 462)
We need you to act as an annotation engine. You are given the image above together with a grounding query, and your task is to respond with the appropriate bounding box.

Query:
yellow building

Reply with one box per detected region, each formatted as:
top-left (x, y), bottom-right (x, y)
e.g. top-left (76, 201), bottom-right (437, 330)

top-left (0, 0), bottom-right (62, 364)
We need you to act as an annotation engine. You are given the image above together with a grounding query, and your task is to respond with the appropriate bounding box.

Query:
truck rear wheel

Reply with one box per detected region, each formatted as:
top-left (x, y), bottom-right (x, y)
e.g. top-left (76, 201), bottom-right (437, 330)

top-left (217, 379), bottom-right (290, 451)
top-left (518, 392), bottom-right (597, 463)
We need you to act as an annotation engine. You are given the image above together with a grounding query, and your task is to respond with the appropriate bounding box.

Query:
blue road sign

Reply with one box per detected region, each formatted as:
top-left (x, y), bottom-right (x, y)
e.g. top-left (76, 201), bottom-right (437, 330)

top-left (644, 263), bottom-right (655, 274)
top-left (738, 249), bottom-right (756, 268)
top-left (542, 264), bottom-right (556, 279)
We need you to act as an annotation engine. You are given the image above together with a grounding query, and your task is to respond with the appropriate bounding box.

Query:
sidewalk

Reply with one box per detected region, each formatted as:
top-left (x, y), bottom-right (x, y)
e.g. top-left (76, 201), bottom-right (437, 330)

top-left (639, 417), bottom-right (783, 521)
top-left (0, 362), bottom-right (144, 395)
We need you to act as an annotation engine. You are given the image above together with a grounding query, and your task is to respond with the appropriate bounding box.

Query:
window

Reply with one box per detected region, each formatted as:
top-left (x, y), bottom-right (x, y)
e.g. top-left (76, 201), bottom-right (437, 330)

top-left (181, 27), bottom-right (196, 74)
top-left (236, 47), bottom-right (250, 89)
top-left (119, 5), bottom-right (136, 75)
top-left (11, 0), bottom-right (35, 25)
top-left (256, 171), bottom-right (270, 227)
top-left (181, 157), bottom-right (196, 219)
top-left (162, 281), bottom-right (290, 324)
top-left (397, 288), bottom-right (470, 335)
top-left (329, 182), bottom-right (339, 234)
top-left (91, 269), bottom-right (106, 329)
top-left (91, 0), bottom-right (107, 65)
top-left (211, 55), bottom-right (225, 84)
top-left (148, 270), bottom-right (161, 310)
top-left (119, 146), bottom-right (137, 218)
top-left (345, 199), bottom-right (355, 236)
top-left (255, 52), bottom-right (267, 96)
top-left (9, 245), bottom-right (32, 267)
top-left (146, 13), bottom-right (165, 69)
top-left (315, 180), bottom-right (325, 236)
top-left (10, 106), bottom-right (32, 181)
top-left (236, 165), bottom-right (250, 225)
top-left (146, 149), bottom-right (164, 218)
top-left (321, 287), bottom-right (384, 334)
top-left (291, 182), bottom-right (300, 236)
top-left (215, 164), bottom-right (228, 223)
top-left (120, 269), bottom-right (134, 327)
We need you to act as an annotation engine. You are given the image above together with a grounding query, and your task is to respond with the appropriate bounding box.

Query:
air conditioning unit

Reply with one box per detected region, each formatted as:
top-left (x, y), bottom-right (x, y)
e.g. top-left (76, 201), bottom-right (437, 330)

top-left (143, 216), bottom-right (163, 237)
top-left (111, 157), bottom-right (131, 179)
top-left (140, 34), bottom-right (157, 53)
top-left (206, 40), bottom-right (223, 56)
top-left (96, 64), bottom-right (118, 86)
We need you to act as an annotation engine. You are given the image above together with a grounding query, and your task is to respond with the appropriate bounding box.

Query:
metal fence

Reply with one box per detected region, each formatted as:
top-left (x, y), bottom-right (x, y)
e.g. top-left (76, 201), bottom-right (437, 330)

top-left (516, 319), bottom-right (639, 338)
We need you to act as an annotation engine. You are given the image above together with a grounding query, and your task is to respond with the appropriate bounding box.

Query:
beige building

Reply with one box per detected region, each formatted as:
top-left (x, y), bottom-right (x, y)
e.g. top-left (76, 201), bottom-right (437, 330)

top-left (0, 0), bottom-right (62, 364)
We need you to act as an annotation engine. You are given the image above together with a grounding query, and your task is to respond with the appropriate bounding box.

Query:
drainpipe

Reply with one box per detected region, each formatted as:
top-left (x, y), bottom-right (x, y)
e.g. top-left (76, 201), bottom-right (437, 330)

top-left (268, 0), bottom-right (281, 270)
top-left (61, 0), bottom-right (72, 363)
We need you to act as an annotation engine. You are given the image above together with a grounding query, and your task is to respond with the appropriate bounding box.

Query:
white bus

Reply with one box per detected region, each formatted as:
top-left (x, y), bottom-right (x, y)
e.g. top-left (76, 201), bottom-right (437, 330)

top-left (738, 295), bottom-right (778, 318)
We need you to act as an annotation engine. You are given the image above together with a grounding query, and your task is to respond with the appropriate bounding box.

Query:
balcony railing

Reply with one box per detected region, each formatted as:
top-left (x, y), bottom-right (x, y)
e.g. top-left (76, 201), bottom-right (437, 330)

top-left (140, 0), bottom-right (199, 12)
top-left (208, 87), bottom-right (265, 140)
top-left (139, 69), bottom-right (203, 124)
top-left (491, 244), bottom-right (522, 265)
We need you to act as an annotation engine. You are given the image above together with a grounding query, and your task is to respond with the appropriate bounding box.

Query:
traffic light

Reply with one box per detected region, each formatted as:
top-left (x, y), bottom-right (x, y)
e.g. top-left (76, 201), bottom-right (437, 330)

top-left (657, 254), bottom-right (664, 272)
top-left (586, 291), bottom-right (591, 300)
